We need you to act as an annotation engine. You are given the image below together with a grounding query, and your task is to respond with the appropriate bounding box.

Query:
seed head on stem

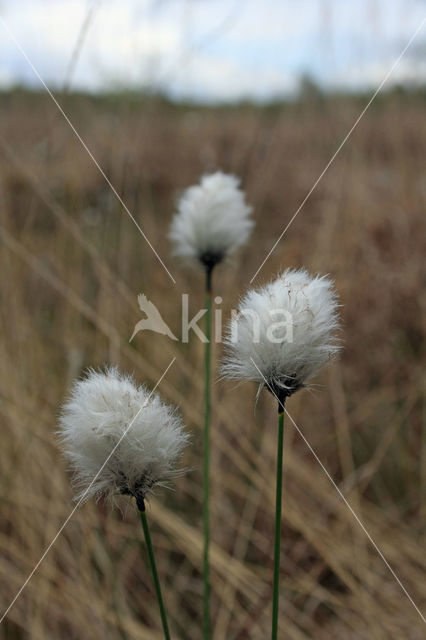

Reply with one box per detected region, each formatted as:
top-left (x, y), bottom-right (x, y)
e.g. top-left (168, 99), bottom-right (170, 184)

top-left (58, 367), bottom-right (189, 510)
top-left (169, 171), bottom-right (254, 274)
top-left (222, 268), bottom-right (341, 400)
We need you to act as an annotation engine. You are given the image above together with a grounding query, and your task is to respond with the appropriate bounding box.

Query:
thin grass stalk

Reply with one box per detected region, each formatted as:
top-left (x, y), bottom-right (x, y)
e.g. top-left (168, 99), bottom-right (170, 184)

top-left (272, 402), bottom-right (285, 639)
top-left (203, 265), bottom-right (213, 639)
top-left (138, 506), bottom-right (171, 640)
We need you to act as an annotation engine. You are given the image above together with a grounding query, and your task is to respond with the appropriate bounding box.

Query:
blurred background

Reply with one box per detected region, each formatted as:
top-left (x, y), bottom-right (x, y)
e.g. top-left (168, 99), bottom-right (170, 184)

top-left (0, 1), bottom-right (425, 638)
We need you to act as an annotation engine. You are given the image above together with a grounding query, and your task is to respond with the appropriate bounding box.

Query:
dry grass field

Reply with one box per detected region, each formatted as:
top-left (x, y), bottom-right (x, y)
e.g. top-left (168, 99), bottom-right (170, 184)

top-left (0, 89), bottom-right (425, 639)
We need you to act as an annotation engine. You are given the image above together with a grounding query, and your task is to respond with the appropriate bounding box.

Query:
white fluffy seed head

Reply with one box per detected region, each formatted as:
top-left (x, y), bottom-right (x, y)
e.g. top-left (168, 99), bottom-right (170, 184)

top-left (222, 269), bottom-right (341, 398)
top-left (58, 367), bottom-right (189, 507)
top-left (169, 171), bottom-right (254, 269)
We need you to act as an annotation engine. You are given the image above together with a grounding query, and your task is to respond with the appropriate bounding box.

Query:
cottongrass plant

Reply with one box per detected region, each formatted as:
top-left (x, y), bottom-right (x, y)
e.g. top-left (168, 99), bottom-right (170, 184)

top-left (58, 367), bottom-right (189, 640)
top-left (169, 171), bottom-right (253, 638)
top-left (222, 268), bottom-right (341, 639)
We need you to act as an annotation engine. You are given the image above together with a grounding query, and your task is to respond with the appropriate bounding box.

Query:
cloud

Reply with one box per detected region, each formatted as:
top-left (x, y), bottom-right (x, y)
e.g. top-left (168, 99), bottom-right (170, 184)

top-left (0, 0), bottom-right (182, 90)
top-left (167, 53), bottom-right (297, 101)
top-left (0, 0), bottom-right (424, 100)
top-left (331, 56), bottom-right (426, 91)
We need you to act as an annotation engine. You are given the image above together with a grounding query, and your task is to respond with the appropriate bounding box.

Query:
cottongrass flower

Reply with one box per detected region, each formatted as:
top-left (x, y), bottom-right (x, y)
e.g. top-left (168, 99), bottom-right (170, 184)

top-left (169, 171), bottom-right (253, 279)
top-left (222, 268), bottom-right (341, 402)
top-left (222, 268), bottom-right (341, 640)
top-left (59, 367), bottom-right (188, 509)
top-left (58, 367), bottom-right (188, 640)
top-left (169, 171), bottom-right (253, 639)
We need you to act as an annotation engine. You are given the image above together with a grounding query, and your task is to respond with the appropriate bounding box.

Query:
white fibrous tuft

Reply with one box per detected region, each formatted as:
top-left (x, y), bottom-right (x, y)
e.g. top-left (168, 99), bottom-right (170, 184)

top-left (222, 269), bottom-right (341, 399)
top-left (169, 171), bottom-right (254, 269)
top-left (58, 368), bottom-right (189, 507)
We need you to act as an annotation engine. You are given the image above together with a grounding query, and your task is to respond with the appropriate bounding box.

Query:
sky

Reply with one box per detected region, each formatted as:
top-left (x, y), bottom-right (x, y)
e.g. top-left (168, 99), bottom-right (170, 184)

top-left (0, 0), bottom-right (425, 102)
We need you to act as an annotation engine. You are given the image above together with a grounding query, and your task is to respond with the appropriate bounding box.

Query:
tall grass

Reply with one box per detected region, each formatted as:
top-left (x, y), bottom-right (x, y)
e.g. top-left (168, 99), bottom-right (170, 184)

top-left (0, 90), bottom-right (425, 638)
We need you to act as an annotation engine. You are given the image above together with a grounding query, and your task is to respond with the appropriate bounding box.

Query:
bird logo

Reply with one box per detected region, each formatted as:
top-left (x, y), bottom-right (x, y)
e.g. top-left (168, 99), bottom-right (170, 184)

top-left (129, 294), bottom-right (178, 342)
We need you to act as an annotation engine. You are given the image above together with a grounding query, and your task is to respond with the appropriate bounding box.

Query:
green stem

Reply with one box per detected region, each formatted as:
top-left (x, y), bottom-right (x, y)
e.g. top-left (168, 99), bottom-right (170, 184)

top-left (272, 404), bottom-right (285, 640)
top-left (138, 508), bottom-right (171, 640)
top-left (203, 266), bottom-right (213, 640)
